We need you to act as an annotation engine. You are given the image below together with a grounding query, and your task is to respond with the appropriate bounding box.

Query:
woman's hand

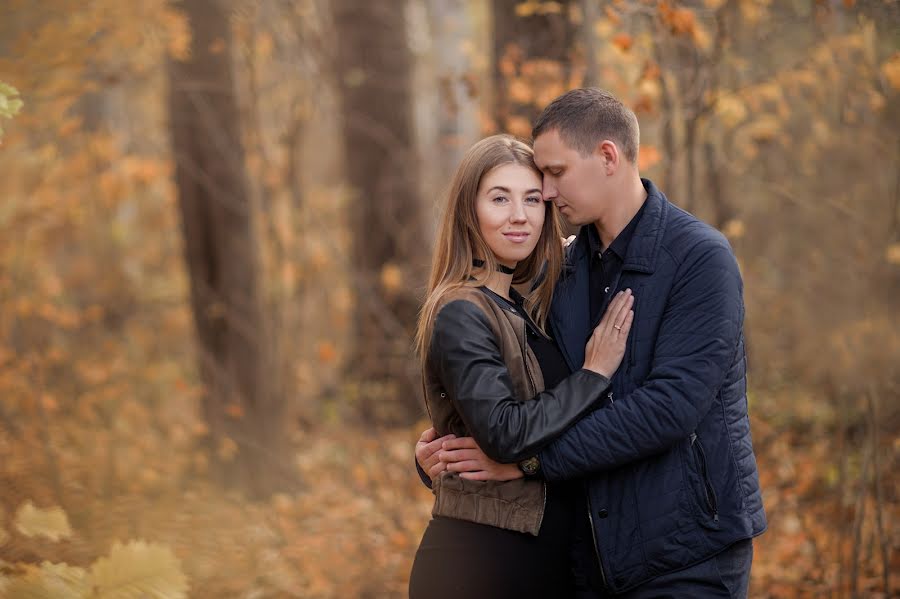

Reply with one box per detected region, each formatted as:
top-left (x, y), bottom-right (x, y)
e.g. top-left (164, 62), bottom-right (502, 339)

top-left (582, 289), bottom-right (635, 379)
top-left (439, 437), bottom-right (523, 481)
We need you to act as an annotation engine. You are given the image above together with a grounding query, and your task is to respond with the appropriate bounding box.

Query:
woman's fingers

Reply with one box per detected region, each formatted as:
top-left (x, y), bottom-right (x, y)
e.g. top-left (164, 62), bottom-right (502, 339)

top-left (617, 308), bottom-right (635, 337)
top-left (596, 289), bottom-right (632, 336)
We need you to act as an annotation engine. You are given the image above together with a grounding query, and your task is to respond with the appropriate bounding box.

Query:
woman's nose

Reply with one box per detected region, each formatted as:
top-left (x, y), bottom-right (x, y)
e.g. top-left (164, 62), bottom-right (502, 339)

top-left (510, 200), bottom-right (527, 222)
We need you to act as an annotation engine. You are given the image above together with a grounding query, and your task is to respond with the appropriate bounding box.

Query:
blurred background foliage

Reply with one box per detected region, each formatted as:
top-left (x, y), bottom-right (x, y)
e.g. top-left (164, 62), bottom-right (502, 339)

top-left (0, 0), bottom-right (897, 597)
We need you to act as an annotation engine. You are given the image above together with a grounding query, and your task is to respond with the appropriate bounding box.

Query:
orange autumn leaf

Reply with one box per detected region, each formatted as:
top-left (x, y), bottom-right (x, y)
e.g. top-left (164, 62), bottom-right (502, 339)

top-left (225, 403), bottom-right (244, 419)
top-left (317, 341), bottom-right (337, 364)
top-left (612, 33), bottom-right (633, 52)
top-left (638, 144), bottom-right (662, 171)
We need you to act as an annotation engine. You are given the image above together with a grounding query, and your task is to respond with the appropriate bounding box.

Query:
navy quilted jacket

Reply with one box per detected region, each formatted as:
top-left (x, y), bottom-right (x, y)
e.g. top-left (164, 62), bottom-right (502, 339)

top-left (542, 179), bottom-right (767, 593)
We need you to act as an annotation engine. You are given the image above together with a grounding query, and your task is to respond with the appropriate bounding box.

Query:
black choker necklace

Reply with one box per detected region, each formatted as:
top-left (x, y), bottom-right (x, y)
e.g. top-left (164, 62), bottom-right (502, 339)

top-left (473, 259), bottom-right (516, 275)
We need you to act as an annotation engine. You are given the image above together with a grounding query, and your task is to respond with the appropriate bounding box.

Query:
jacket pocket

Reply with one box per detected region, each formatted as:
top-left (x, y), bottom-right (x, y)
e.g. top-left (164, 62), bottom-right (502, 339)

top-left (690, 432), bottom-right (719, 523)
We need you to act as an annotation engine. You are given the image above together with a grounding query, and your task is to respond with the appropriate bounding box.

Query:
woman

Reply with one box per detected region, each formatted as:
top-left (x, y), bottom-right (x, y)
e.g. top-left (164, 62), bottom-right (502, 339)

top-left (408, 135), bottom-right (634, 598)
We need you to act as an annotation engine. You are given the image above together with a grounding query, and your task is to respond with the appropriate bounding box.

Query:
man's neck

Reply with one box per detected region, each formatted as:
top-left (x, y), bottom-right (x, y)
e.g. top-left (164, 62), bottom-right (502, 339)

top-left (593, 176), bottom-right (647, 248)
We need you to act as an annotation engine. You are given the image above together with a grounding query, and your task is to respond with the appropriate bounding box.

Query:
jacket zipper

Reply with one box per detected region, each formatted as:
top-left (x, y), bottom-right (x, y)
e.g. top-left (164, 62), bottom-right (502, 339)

top-left (584, 487), bottom-right (608, 589)
top-left (690, 433), bottom-right (719, 522)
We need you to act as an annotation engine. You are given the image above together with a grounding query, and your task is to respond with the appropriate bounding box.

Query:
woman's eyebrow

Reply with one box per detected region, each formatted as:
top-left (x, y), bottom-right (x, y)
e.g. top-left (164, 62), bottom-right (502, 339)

top-left (487, 186), bottom-right (542, 194)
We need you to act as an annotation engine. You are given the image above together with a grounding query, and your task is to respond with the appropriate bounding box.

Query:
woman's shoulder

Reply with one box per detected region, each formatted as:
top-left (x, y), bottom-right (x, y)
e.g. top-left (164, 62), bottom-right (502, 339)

top-left (434, 285), bottom-right (493, 313)
top-left (431, 287), bottom-right (501, 334)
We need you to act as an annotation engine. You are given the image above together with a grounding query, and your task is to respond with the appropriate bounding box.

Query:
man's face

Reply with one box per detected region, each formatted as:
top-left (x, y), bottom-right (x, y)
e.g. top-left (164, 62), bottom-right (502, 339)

top-left (533, 128), bottom-right (610, 227)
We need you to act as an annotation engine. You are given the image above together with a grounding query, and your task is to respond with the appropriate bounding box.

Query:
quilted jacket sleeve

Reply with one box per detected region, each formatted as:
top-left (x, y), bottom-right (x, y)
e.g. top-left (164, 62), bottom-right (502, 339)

top-left (429, 299), bottom-right (611, 463)
top-left (539, 239), bottom-right (744, 481)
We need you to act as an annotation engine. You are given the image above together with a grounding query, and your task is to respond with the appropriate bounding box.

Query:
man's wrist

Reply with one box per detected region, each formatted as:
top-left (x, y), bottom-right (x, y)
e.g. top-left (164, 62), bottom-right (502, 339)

top-left (517, 455), bottom-right (541, 477)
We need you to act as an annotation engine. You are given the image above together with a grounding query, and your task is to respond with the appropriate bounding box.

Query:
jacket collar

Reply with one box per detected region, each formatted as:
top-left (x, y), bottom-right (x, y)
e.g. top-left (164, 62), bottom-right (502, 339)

top-left (563, 178), bottom-right (668, 276)
top-left (551, 179), bottom-right (669, 371)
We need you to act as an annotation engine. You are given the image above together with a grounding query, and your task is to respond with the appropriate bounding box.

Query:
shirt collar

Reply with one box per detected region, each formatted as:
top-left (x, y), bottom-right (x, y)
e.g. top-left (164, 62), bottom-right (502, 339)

top-left (588, 200), bottom-right (647, 262)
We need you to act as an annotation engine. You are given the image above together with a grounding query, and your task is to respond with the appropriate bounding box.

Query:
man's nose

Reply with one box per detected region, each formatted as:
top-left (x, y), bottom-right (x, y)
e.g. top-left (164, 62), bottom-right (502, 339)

top-left (543, 179), bottom-right (558, 200)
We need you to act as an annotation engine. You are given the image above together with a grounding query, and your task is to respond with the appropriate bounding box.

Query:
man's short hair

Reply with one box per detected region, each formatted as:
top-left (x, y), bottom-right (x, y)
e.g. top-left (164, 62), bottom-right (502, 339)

top-left (532, 88), bottom-right (640, 163)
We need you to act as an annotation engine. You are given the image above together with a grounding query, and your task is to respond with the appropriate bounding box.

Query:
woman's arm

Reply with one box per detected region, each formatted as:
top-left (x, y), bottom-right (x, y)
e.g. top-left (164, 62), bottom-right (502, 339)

top-left (430, 292), bottom-right (631, 463)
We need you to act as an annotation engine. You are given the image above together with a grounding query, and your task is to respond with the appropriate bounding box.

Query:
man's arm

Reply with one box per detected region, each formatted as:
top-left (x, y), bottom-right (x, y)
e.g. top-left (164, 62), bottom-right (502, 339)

top-left (537, 239), bottom-right (744, 481)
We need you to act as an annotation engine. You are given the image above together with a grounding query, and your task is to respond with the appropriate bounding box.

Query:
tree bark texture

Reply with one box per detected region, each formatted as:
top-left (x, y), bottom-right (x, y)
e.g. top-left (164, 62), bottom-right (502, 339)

top-left (332, 0), bottom-right (425, 423)
top-left (168, 0), bottom-right (288, 496)
top-left (492, 0), bottom-right (577, 136)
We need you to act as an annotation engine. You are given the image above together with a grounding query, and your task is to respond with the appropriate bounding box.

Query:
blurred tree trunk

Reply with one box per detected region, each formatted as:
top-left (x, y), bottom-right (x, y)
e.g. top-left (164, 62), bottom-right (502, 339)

top-left (492, 0), bottom-right (576, 135)
top-left (168, 0), bottom-right (288, 497)
top-left (332, 0), bottom-right (424, 423)
top-left (425, 0), bottom-right (482, 174)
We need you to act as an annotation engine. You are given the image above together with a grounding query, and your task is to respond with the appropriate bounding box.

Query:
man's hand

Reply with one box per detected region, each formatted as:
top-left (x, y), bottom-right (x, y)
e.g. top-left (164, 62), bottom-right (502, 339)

top-left (440, 437), bottom-right (524, 481)
top-left (415, 427), bottom-right (455, 480)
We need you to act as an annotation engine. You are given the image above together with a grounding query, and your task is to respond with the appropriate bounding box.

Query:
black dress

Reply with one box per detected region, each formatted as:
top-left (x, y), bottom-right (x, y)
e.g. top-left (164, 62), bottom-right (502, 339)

top-left (408, 290), bottom-right (579, 599)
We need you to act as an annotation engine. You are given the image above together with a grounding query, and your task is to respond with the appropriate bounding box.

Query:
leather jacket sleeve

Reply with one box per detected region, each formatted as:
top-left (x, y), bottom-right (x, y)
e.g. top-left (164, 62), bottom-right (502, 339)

top-left (429, 299), bottom-right (611, 463)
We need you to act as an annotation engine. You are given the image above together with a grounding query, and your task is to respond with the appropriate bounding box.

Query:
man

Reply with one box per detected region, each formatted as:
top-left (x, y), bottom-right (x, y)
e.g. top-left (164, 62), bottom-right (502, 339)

top-left (415, 88), bottom-right (766, 597)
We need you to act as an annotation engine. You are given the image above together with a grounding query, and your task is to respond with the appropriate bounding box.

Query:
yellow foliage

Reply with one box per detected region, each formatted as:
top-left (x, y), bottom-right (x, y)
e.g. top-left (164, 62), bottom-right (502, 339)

top-left (722, 219), bottom-right (746, 240)
top-left (715, 94), bottom-right (748, 128)
top-left (14, 501), bottom-right (73, 542)
top-left (380, 263), bottom-right (403, 294)
top-left (881, 52), bottom-right (900, 91)
top-left (89, 541), bottom-right (189, 599)
top-left (514, 1), bottom-right (563, 18)
top-left (217, 437), bottom-right (238, 461)
top-left (886, 243), bottom-right (900, 266)
top-left (3, 562), bottom-right (90, 598)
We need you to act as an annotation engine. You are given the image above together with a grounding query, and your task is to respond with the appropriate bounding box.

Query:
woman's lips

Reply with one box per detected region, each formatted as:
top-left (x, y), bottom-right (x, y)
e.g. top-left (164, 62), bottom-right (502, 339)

top-left (503, 232), bottom-right (530, 243)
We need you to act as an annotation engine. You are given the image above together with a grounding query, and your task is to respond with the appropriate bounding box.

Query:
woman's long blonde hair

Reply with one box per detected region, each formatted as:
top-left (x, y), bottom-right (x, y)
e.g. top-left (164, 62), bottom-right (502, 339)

top-left (415, 134), bottom-right (563, 360)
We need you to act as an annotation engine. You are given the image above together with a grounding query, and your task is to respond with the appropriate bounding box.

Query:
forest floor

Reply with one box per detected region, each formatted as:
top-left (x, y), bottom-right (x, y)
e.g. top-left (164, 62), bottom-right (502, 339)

top-left (0, 391), bottom-right (896, 598)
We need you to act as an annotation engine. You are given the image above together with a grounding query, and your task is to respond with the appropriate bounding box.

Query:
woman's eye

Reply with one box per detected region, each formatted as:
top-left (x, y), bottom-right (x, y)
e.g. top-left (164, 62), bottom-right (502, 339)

top-left (526, 196), bottom-right (542, 204)
top-left (492, 196), bottom-right (508, 203)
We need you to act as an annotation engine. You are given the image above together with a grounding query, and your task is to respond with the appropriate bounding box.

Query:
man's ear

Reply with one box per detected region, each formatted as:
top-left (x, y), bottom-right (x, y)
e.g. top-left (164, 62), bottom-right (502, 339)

top-left (596, 140), bottom-right (619, 174)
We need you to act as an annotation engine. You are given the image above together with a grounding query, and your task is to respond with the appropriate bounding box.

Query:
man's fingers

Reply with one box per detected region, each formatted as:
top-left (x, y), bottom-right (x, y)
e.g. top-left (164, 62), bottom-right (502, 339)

top-left (441, 436), bottom-right (479, 451)
top-left (446, 460), bottom-right (483, 473)
top-left (428, 462), bottom-right (447, 479)
top-left (438, 448), bottom-right (480, 463)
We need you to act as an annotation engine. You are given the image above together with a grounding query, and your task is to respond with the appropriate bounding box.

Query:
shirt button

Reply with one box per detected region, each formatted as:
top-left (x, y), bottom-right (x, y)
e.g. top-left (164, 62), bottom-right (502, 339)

top-left (598, 508), bottom-right (609, 519)
top-left (604, 286), bottom-right (610, 293)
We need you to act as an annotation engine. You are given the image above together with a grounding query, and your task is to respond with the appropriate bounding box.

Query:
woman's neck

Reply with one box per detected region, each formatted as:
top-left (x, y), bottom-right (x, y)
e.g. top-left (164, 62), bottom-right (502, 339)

top-left (477, 268), bottom-right (513, 300)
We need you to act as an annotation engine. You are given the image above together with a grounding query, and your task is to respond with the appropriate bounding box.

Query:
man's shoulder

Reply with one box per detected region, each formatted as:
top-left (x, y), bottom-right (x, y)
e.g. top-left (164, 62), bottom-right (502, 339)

top-left (659, 202), bottom-right (733, 262)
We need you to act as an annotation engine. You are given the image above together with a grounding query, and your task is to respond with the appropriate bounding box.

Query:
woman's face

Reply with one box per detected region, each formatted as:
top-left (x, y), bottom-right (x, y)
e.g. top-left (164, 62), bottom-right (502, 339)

top-left (475, 163), bottom-right (545, 269)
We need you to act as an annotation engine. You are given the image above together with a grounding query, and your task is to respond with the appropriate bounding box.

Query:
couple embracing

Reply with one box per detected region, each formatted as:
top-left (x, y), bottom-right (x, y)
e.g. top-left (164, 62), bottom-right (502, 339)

top-left (408, 88), bottom-right (766, 598)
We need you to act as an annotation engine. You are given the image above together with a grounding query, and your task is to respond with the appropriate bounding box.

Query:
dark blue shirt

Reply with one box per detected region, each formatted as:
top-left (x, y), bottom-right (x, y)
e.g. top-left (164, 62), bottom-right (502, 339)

top-left (587, 201), bottom-right (647, 327)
